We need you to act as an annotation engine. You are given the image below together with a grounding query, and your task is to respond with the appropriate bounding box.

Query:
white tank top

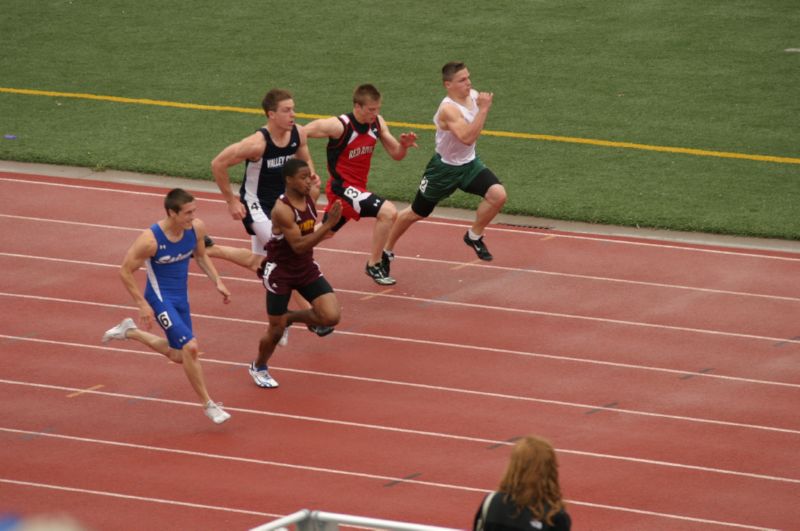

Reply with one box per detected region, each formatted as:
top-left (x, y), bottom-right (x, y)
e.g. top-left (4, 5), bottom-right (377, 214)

top-left (434, 89), bottom-right (478, 165)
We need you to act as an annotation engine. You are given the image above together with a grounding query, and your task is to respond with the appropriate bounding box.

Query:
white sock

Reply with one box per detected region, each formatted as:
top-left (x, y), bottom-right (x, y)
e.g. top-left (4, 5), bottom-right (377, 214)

top-left (468, 229), bottom-right (482, 241)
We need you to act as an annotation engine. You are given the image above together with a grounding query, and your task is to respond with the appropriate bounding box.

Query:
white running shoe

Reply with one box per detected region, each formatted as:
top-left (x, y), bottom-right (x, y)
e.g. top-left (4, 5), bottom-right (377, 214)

top-left (204, 401), bottom-right (231, 424)
top-left (248, 362), bottom-right (279, 388)
top-left (102, 318), bottom-right (137, 344)
top-left (278, 327), bottom-right (289, 347)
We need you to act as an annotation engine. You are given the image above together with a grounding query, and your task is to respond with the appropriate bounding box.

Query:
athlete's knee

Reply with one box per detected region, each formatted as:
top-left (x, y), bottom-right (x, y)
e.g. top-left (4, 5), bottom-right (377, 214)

top-left (315, 298), bottom-right (341, 327)
top-left (485, 184), bottom-right (507, 208)
top-left (378, 200), bottom-right (397, 221)
top-left (182, 340), bottom-right (200, 361)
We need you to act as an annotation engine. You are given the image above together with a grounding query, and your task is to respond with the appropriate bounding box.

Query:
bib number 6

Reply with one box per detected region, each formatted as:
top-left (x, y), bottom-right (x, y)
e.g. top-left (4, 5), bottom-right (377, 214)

top-left (157, 311), bottom-right (173, 330)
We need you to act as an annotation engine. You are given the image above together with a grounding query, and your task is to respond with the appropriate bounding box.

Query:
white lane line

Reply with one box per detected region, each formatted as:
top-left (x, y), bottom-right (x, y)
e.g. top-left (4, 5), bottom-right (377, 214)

top-left (2, 215), bottom-right (800, 303)
top-left (2, 378), bottom-right (800, 478)
top-left (2, 177), bottom-right (799, 262)
top-left (0, 430), bottom-right (782, 530)
top-left (3, 280), bottom-right (799, 348)
top-left (3, 289), bottom-right (800, 389)
top-left (0, 477), bottom-right (278, 518)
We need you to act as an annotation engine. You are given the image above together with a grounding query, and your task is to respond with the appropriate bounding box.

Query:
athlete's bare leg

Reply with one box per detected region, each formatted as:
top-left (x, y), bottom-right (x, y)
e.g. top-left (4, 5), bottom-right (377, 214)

top-left (206, 245), bottom-right (261, 272)
top-left (385, 206), bottom-right (423, 252)
top-left (125, 330), bottom-right (212, 404)
top-left (286, 292), bottom-right (340, 329)
top-left (368, 200), bottom-right (397, 266)
top-left (471, 184), bottom-right (507, 236)
top-left (291, 291), bottom-right (311, 311)
top-left (127, 328), bottom-right (181, 362)
top-left (177, 339), bottom-right (213, 404)
top-left (256, 315), bottom-right (285, 367)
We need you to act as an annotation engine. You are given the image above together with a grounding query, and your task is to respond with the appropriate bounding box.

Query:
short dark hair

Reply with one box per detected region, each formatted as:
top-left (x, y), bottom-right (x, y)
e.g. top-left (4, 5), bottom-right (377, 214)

top-left (353, 84), bottom-right (381, 106)
top-left (164, 188), bottom-right (194, 214)
top-left (282, 158), bottom-right (309, 180)
top-left (442, 61), bottom-right (467, 82)
top-left (262, 88), bottom-right (293, 114)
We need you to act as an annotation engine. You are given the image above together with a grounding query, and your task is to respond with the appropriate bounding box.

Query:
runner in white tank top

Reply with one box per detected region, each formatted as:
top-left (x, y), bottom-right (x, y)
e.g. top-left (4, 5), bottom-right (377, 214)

top-left (434, 88), bottom-right (480, 165)
top-left (384, 62), bottom-right (508, 265)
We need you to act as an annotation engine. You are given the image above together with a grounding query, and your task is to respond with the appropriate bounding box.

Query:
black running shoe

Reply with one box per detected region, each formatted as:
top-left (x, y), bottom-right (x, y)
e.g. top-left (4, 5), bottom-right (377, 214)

top-left (204, 235), bottom-right (215, 248)
top-left (365, 262), bottom-right (396, 285)
top-left (381, 250), bottom-right (394, 276)
top-left (307, 324), bottom-right (335, 337)
top-left (463, 232), bottom-right (493, 261)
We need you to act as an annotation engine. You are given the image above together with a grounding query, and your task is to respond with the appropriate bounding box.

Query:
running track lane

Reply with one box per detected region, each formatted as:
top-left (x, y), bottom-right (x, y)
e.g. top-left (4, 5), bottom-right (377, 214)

top-left (1, 173), bottom-right (798, 530)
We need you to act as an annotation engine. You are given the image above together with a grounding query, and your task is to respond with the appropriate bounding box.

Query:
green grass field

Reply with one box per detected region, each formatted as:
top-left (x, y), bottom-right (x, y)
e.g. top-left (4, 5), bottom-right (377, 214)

top-left (2, 1), bottom-right (798, 239)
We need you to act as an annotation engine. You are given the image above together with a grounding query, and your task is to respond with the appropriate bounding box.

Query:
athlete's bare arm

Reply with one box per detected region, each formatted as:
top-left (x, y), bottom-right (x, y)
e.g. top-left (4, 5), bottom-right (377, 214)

top-left (191, 219), bottom-right (231, 304)
top-left (377, 116), bottom-right (418, 161)
top-left (272, 199), bottom-right (342, 254)
top-left (437, 92), bottom-right (493, 146)
top-left (303, 116), bottom-right (345, 140)
top-left (211, 132), bottom-right (267, 220)
top-left (119, 229), bottom-right (158, 329)
top-left (295, 125), bottom-right (321, 200)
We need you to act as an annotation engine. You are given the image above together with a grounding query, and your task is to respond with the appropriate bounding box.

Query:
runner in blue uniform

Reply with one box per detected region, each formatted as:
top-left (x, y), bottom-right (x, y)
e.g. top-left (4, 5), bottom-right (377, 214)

top-left (102, 188), bottom-right (232, 424)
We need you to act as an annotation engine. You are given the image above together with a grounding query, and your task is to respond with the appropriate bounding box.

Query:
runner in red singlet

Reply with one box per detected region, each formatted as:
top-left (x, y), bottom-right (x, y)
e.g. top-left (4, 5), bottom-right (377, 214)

top-left (304, 84), bottom-right (418, 286)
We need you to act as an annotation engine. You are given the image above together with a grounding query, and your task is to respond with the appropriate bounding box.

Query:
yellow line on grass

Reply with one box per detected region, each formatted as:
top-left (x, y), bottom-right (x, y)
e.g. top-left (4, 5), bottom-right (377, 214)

top-left (0, 86), bottom-right (324, 119)
top-left (485, 129), bottom-right (800, 164)
top-left (2, 87), bottom-right (798, 165)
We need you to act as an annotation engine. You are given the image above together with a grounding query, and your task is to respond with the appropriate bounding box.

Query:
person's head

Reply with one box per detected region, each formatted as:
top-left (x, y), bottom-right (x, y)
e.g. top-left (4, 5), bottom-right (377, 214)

top-left (442, 61), bottom-right (471, 98)
top-left (164, 188), bottom-right (197, 228)
top-left (499, 436), bottom-right (565, 525)
top-left (262, 89), bottom-right (296, 130)
top-left (352, 84), bottom-right (382, 124)
top-left (282, 158), bottom-right (312, 195)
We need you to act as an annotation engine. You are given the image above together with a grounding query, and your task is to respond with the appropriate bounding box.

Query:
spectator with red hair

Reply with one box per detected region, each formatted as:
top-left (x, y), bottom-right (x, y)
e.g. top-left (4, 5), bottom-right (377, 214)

top-left (474, 436), bottom-right (571, 531)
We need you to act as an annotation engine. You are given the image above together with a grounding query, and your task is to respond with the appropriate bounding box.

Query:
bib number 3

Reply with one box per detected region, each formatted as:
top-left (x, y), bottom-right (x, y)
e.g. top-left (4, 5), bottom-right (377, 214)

top-left (344, 186), bottom-right (361, 200)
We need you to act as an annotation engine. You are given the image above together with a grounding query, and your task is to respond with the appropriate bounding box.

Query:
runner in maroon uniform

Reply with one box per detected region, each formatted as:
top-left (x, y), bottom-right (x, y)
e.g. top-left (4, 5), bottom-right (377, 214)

top-left (248, 159), bottom-right (343, 388)
top-left (208, 88), bottom-right (332, 344)
top-left (304, 84), bottom-right (418, 286)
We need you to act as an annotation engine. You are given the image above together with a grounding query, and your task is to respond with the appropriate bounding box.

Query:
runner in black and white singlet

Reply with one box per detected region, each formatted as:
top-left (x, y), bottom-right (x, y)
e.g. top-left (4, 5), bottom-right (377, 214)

top-left (238, 124), bottom-right (301, 248)
top-left (209, 88), bottom-right (333, 343)
top-left (211, 89), bottom-right (319, 261)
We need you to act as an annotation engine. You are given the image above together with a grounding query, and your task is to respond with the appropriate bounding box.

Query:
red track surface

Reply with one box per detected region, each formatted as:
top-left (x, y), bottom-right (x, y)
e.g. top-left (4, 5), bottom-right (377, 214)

top-left (1, 172), bottom-right (799, 530)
